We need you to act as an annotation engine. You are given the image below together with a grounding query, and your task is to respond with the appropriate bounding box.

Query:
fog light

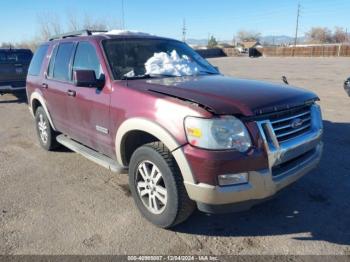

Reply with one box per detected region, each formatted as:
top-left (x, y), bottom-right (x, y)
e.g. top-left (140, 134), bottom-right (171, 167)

top-left (218, 173), bottom-right (248, 186)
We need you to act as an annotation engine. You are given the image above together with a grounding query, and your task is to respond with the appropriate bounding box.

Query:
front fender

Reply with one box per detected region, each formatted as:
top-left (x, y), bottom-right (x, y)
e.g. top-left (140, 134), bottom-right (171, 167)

top-left (115, 117), bottom-right (195, 184)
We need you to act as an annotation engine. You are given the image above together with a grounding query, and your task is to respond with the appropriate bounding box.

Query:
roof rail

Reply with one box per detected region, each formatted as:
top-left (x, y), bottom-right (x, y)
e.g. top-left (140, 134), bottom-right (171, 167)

top-left (49, 29), bottom-right (108, 41)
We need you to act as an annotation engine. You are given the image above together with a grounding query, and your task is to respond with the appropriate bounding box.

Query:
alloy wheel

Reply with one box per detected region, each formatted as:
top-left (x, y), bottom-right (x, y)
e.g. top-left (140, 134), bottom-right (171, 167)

top-left (38, 114), bottom-right (48, 144)
top-left (136, 160), bottom-right (168, 214)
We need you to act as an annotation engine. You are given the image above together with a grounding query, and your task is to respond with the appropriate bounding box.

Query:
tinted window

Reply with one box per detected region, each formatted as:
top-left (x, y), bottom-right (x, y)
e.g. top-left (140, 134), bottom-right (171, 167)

top-left (0, 51), bottom-right (32, 64)
top-left (0, 52), bottom-right (5, 62)
top-left (52, 43), bottom-right (74, 81)
top-left (8, 52), bottom-right (32, 63)
top-left (28, 45), bottom-right (48, 76)
top-left (47, 45), bottom-right (58, 78)
top-left (73, 42), bottom-right (102, 79)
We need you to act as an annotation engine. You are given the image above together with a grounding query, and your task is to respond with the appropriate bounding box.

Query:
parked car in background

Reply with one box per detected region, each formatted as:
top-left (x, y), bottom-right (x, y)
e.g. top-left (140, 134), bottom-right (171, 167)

top-left (26, 30), bottom-right (323, 228)
top-left (344, 77), bottom-right (350, 96)
top-left (0, 48), bottom-right (33, 93)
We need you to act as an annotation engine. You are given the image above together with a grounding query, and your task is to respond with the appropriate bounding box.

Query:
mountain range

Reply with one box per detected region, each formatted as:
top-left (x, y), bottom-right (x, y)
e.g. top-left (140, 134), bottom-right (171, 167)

top-left (186, 35), bottom-right (306, 46)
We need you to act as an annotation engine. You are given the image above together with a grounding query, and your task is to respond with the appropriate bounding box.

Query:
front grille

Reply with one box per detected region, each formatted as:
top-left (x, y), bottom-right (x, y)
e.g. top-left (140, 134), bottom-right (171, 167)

top-left (271, 148), bottom-right (316, 177)
top-left (269, 106), bottom-right (312, 143)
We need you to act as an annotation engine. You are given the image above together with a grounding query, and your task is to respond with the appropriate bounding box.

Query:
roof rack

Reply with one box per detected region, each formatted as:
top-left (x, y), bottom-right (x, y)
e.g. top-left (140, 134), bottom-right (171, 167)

top-left (49, 29), bottom-right (108, 41)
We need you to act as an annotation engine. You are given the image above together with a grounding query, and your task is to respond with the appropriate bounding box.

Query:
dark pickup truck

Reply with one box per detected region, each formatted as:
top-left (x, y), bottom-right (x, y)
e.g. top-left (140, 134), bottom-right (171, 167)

top-left (0, 48), bottom-right (32, 93)
top-left (26, 30), bottom-right (323, 228)
top-left (344, 77), bottom-right (350, 96)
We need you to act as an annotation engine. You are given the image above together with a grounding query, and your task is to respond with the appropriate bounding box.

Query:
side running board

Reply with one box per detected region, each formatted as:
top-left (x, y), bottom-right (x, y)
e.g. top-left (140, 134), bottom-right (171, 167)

top-left (56, 134), bottom-right (126, 173)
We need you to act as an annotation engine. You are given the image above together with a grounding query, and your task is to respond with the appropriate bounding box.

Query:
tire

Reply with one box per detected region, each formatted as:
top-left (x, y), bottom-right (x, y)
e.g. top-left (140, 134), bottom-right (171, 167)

top-left (129, 142), bottom-right (195, 228)
top-left (35, 106), bottom-right (59, 151)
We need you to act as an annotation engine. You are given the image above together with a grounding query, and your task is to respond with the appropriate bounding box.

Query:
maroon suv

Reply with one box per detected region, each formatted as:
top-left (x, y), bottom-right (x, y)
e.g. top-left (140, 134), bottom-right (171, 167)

top-left (26, 30), bottom-right (323, 228)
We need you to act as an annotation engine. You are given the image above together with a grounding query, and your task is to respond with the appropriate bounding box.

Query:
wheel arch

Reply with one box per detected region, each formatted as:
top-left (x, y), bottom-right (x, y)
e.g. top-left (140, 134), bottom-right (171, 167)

top-left (30, 91), bottom-right (57, 131)
top-left (115, 118), bottom-right (195, 184)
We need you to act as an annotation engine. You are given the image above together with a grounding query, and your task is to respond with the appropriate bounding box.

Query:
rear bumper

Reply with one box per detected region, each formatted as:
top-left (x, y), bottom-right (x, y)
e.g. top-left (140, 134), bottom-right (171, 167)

top-left (0, 81), bottom-right (26, 91)
top-left (184, 104), bottom-right (323, 212)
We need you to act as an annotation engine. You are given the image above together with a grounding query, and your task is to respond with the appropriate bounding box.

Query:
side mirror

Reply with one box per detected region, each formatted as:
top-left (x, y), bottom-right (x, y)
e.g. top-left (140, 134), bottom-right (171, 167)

top-left (73, 70), bottom-right (105, 89)
top-left (345, 77), bottom-right (350, 85)
top-left (282, 76), bottom-right (289, 85)
top-left (344, 77), bottom-right (350, 97)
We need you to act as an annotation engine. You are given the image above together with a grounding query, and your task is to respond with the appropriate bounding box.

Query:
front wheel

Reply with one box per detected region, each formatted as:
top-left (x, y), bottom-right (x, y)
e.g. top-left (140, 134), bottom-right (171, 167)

top-left (129, 142), bottom-right (195, 228)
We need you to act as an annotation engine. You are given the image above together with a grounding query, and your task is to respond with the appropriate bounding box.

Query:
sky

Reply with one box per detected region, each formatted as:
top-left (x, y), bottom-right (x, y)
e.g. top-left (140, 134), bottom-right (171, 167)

top-left (0, 0), bottom-right (349, 43)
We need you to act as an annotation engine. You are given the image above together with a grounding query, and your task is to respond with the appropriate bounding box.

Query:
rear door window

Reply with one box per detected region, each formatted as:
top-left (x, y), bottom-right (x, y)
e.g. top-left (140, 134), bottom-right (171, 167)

top-left (28, 45), bottom-right (49, 76)
top-left (47, 45), bottom-right (58, 78)
top-left (52, 42), bottom-right (75, 81)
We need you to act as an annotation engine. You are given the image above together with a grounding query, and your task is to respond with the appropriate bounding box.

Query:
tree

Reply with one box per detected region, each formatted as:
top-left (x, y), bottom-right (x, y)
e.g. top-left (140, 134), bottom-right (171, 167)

top-left (207, 36), bottom-right (218, 48)
top-left (37, 12), bottom-right (62, 41)
top-left (3, 11), bottom-right (120, 52)
top-left (237, 30), bottom-right (261, 42)
top-left (67, 12), bottom-right (119, 32)
top-left (333, 27), bottom-right (347, 43)
top-left (306, 27), bottom-right (333, 44)
top-left (0, 42), bottom-right (12, 48)
top-left (83, 15), bottom-right (109, 31)
top-left (67, 11), bottom-right (80, 31)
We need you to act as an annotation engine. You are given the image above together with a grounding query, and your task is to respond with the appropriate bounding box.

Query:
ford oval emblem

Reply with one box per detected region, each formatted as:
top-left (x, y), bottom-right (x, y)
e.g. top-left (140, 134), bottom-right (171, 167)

top-left (290, 118), bottom-right (304, 129)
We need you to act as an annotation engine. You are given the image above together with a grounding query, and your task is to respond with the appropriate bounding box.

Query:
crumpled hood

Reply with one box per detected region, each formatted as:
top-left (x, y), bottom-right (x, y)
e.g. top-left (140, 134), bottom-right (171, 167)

top-left (126, 75), bottom-right (319, 116)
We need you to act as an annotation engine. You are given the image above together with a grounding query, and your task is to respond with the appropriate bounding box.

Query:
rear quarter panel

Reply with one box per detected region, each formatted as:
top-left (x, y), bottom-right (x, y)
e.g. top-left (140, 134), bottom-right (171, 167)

top-left (26, 45), bottom-right (52, 112)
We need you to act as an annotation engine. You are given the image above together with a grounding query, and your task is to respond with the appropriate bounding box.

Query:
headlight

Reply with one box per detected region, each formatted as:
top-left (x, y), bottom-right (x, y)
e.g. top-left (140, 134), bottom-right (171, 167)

top-left (184, 116), bottom-right (252, 152)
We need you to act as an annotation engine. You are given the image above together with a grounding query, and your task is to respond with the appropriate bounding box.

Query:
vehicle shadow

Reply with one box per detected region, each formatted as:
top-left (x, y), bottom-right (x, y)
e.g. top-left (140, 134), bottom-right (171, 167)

top-left (0, 91), bottom-right (27, 104)
top-left (54, 145), bottom-right (73, 153)
top-left (174, 120), bottom-right (350, 246)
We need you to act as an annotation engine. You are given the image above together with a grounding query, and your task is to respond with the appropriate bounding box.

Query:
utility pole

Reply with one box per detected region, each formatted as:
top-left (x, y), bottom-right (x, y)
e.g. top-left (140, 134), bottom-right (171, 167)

top-left (346, 28), bottom-right (348, 43)
top-left (294, 2), bottom-right (301, 47)
top-left (339, 27), bottom-right (348, 57)
top-left (182, 19), bottom-right (187, 43)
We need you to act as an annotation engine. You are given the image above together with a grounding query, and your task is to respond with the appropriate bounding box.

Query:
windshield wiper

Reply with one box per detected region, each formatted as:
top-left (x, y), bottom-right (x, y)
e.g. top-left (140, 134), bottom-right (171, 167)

top-left (121, 73), bottom-right (180, 80)
top-left (121, 72), bottom-right (217, 80)
top-left (149, 73), bottom-right (179, 78)
top-left (121, 74), bottom-right (152, 80)
top-left (199, 70), bottom-right (219, 75)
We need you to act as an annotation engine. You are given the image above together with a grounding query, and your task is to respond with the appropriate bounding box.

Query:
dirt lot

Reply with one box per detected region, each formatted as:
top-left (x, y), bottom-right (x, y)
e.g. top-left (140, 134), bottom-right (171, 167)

top-left (0, 57), bottom-right (349, 255)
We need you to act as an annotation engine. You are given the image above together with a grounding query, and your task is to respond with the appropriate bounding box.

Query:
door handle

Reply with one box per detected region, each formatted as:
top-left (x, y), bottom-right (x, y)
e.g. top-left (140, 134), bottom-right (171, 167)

top-left (42, 83), bottom-right (48, 89)
top-left (67, 90), bottom-right (76, 97)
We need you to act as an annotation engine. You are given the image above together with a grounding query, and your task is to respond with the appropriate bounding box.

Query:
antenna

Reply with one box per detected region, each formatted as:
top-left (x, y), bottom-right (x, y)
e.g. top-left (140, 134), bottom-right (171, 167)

top-left (182, 18), bottom-right (187, 43)
top-left (121, 0), bottom-right (125, 29)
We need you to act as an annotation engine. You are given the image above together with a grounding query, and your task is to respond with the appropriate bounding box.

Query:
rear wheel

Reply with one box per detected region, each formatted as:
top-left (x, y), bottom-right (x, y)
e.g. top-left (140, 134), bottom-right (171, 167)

top-left (129, 142), bottom-right (195, 228)
top-left (35, 107), bottom-right (59, 151)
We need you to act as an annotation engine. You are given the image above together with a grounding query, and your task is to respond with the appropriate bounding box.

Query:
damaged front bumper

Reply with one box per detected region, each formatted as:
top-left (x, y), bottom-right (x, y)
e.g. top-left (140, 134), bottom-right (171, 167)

top-left (184, 104), bottom-right (323, 213)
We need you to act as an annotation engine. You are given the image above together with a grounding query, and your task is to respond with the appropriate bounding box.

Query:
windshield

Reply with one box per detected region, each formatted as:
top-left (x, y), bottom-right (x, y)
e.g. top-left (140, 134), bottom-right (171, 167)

top-left (102, 38), bottom-right (219, 80)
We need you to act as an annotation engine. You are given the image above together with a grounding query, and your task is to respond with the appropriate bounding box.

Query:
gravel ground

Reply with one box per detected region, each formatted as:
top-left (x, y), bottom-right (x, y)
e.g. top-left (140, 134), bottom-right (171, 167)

top-left (0, 57), bottom-right (349, 255)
